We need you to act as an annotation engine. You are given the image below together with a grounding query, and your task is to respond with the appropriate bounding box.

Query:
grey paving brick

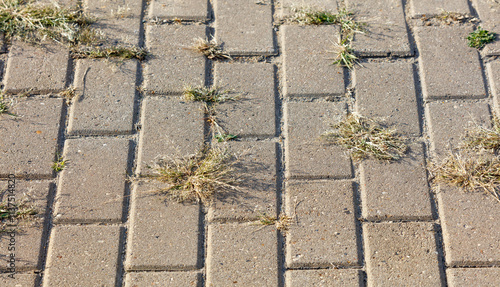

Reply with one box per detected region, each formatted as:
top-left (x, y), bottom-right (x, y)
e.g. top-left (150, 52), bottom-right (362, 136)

top-left (148, 0), bottom-right (209, 21)
top-left (360, 143), bottom-right (433, 221)
top-left (144, 25), bottom-right (206, 95)
top-left (0, 180), bottom-right (50, 271)
top-left (426, 101), bottom-right (491, 160)
top-left (214, 63), bottom-right (276, 137)
top-left (3, 41), bottom-right (69, 94)
top-left (214, 0), bottom-right (275, 55)
top-left (68, 59), bottom-right (138, 135)
top-left (0, 274), bottom-right (38, 286)
top-left (473, 0), bottom-right (500, 55)
top-left (282, 25), bottom-right (344, 97)
top-left (136, 97), bottom-right (204, 175)
top-left (415, 26), bottom-right (486, 99)
top-left (364, 222), bottom-right (442, 286)
top-left (54, 138), bottom-right (130, 223)
top-left (285, 102), bottom-right (352, 179)
top-left (208, 141), bottom-right (277, 222)
top-left (354, 61), bottom-right (420, 135)
top-left (286, 269), bottom-right (362, 287)
top-left (0, 98), bottom-right (63, 179)
top-left (285, 180), bottom-right (359, 268)
top-left (410, 0), bottom-right (470, 17)
top-left (44, 225), bottom-right (122, 287)
top-left (487, 61), bottom-right (500, 111)
top-left (447, 268), bottom-right (500, 287)
top-left (126, 182), bottom-right (201, 271)
top-left (207, 223), bottom-right (278, 287)
top-left (437, 186), bottom-right (500, 266)
top-left (125, 271), bottom-right (201, 287)
top-left (281, 0), bottom-right (338, 17)
top-left (347, 0), bottom-right (412, 56)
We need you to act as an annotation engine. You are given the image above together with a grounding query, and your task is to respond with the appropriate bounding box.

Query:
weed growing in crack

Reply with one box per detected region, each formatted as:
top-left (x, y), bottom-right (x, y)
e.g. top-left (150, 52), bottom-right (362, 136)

top-left (463, 116), bottom-right (500, 151)
top-left (0, 198), bottom-right (38, 232)
top-left (189, 37), bottom-right (231, 60)
top-left (331, 38), bottom-right (359, 69)
top-left (71, 46), bottom-right (149, 60)
top-left (257, 213), bottom-right (293, 232)
top-left (52, 154), bottom-right (67, 172)
top-left (468, 26), bottom-right (496, 49)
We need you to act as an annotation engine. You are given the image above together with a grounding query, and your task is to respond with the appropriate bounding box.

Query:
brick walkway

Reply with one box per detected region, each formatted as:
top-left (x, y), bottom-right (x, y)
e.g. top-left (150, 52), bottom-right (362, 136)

top-left (1, 0), bottom-right (500, 286)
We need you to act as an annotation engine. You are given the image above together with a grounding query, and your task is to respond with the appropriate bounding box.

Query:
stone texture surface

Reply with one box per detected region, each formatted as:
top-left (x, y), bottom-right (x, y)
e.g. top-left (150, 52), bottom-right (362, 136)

top-left (148, 0), bottom-right (208, 21)
top-left (126, 182), bottom-right (201, 271)
top-left (447, 268), bottom-right (500, 287)
top-left (286, 269), bottom-right (362, 287)
top-left (410, 0), bottom-right (470, 17)
top-left (474, 0), bottom-right (500, 56)
top-left (0, 274), bottom-right (38, 286)
top-left (0, 97), bottom-right (63, 179)
top-left (360, 143), bottom-right (433, 221)
top-left (3, 41), bottom-right (69, 94)
top-left (348, 0), bottom-right (412, 56)
top-left (281, 0), bottom-right (338, 17)
top-left (207, 223), bottom-right (278, 287)
top-left (69, 59), bottom-right (138, 135)
top-left (208, 141), bottom-right (277, 222)
top-left (54, 138), bottom-right (130, 223)
top-left (354, 61), bottom-right (420, 135)
top-left (144, 25), bottom-right (206, 95)
top-left (437, 186), bottom-right (500, 266)
top-left (364, 222), bottom-right (442, 286)
top-left (44, 225), bottom-right (122, 287)
top-left (125, 271), bottom-right (201, 287)
top-left (214, 0), bottom-right (275, 55)
top-left (282, 25), bottom-right (344, 97)
top-left (285, 101), bottom-right (352, 179)
top-left (415, 26), bottom-right (486, 99)
top-left (136, 97), bottom-right (204, 175)
top-left (285, 180), bottom-right (359, 268)
top-left (214, 63), bottom-right (276, 137)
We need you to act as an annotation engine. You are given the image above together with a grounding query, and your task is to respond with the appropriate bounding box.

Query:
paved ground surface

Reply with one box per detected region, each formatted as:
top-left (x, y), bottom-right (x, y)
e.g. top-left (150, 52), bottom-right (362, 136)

top-left (1, 0), bottom-right (500, 286)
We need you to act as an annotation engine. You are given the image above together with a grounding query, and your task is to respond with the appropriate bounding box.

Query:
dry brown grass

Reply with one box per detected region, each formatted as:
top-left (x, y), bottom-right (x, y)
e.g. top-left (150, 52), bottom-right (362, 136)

top-left (462, 116), bottom-right (500, 151)
top-left (189, 37), bottom-right (231, 60)
top-left (257, 213), bottom-right (293, 232)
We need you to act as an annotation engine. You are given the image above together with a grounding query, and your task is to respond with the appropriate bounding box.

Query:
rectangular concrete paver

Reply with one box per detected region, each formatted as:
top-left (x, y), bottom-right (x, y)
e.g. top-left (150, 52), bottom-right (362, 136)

top-left (69, 59), bottom-right (138, 135)
top-left (207, 223), bottom-right (278, 287)
top-left (364, 222), bottom-right (443, 286)
top-left (410, 0), bottom-right (470, 17)
top-left (447, 268), bottom-right (500, 286)
top-left (437, 186), bottom-right (500, 266)
top-left (126, 182), bottom-right (201, 271)
top-left (0, 98), bottom-right (63, 179)
top-left (282, 25), bottom-right (344, 97)
top-left (214, 0), bottom-right (275, 55)
top-left (354, 61), bottom-right (420, 135)
top-left (54, 138), bottom-right (130, 223)
top-left (281, 0), bottom-right (338, 17)
top-left (214, 63), bottom-right (276, 137)
top-left (148, 0), bottom-right (209, 21)
top-left (0, 274), bottom-right (38, 286)
top-left (144, 25), bottom-right (207, 95)
top-left (285, 180), bottom-right (359, 268)
top-left (415, 26), bottom-right (486, 99)
top-left (44, 225), bottom-right (122, 287)
top-left (487, 60), bottom-right (500, 111)
top-left (473, 0), bottom-right (500, 55)
top-left (286, 269), bottom-right (362, 287)
top-left (285, 101), bottom-right (352, 179)
top-left (125, 271), bottom-right (201, 287)
top-left (348, 0), bottom-right (412, 56)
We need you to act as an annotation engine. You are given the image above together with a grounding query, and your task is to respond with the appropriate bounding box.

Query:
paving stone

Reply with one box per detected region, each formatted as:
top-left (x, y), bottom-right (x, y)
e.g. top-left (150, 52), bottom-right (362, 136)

top-left (214, 63), bottom-right (276, 137)
top-left (0, 273), bottom-right (38, 286)
top-left (282, 25), bottom-right (344, 97)
top-left (125, 271), bottom-right (201, 287)
top-left (144, 25), bottom-right (206, 95)
top-left (84, 0), bottom-right (142, 47)
top-left (410, 0), bottom-right (470, 17)
top-left (415, 26), bottom-right (486, 99)
top-left (488, 61), bottom-right (500, 110)
top-left (473, 0), bottom-right (500, 56)
top-left (54, 138), bottom-right (130, 223)
top-left (207, 223), bottom-right (278, 287)
top-left (68, 59), bottom-right (138, 135)
top-left (286, 269), bottom-right (362, 287)
top-left (364, 222), bottom-right (442, 286)
top-left (0, 98), bottom-right (63, 179)
top-left (447, 268), bottom-right (500, 286)
top-left (126, 182), bottom-right (201, 271)
top-left (281, 0), bottom-right (338, 17)
top-left (347, 0), bottom-right (412, 56)
top-left (148, 0), bottom-right (209, 21)
top-left (0, 180), bottom-right (50, 272)
top-left (354, 61), bottom-right (420, 135)
top-left (136, 97), bottom-right (204, 175)
top-left (214, 0), bottom-right (275, 55)
top-left (285, 180), bottom-right (359, 268)
top-left (426, 101), bottom-right (491, 160)
top-left (3, 41), bottom-right (69, 94)
top-left (285, 102), bottom-right (352, 179)
top-left (44, 225), bottom-right (122, 287)
top-left (437, 186), bottom-right (500, 266)
top-left (208, 141), bottom-right (277, 222)
top-left (360, 143), bottom-right (433, 221)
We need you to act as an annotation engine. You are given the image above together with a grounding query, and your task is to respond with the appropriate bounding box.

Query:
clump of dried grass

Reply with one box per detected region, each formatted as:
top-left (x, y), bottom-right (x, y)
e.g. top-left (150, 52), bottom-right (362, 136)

top-left (257, 213), bottom-right (293, 232)
top-left (462, 116), bottom-right (500, 151)
top-left (189, 37), bottom-right (231, 60)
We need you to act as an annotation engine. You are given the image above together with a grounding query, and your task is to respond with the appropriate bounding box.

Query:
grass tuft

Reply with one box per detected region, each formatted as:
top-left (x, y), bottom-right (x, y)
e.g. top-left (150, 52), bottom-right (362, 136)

top-left (467, 26), bottom-right (496, 49)
top-left (0, 98), bottom-right (9, 114)
top-left (331, 38), bottom-right (358, 69)
top-left (190, 37), bottom-right (231, 60)
top-left (321, 114), bottom-right (407, 161)
top-left (71, 46), bottom-right (149, 60)
top-left (52, 154), bottom-right (67, 172)
top-left (463, 116), bottom-right (500, 151)
top-left (183, 86), bottom-right (236, 103)
top-left (257, 213), bottom-right (293, 232)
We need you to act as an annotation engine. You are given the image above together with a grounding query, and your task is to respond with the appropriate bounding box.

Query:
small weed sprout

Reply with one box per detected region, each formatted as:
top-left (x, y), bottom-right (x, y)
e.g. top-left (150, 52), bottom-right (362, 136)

top-left (468, 27), bottom-right (496, 49)
top-left (257, 213), bottom-right (293, 232)
top-left (321, 114), bottom-right (407, 161)
top-left (52, 154), bottom-right (67, 172)
top-left (71, 46), bottom-right (149, 60)
top-left (190, 37), bottom-right (231, 60)
top-left (463, 116), bottom-right (500, 151)
top-left (58, 86), bottom-right (76, 102)
top-left (0, 98), bottom-right (9, 114)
